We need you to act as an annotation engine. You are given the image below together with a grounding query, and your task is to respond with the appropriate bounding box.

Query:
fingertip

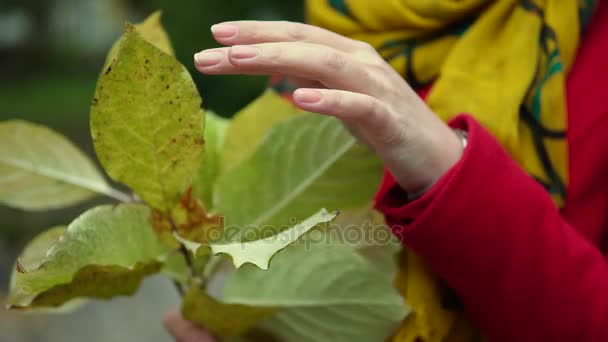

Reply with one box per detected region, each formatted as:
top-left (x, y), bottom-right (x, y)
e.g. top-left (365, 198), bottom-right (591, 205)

top-left (163, 310), bottom-right (216, 342)
top-left (164, 308), bottom-right (180, 320)
top-left (210, 23), bottom-right (238, 40)
top-left (163, 309), bottom-right (182, 330)
top-left (293, 88), bottom-right (323, 105)
top-left (194, 51), bottom-right (223, 68)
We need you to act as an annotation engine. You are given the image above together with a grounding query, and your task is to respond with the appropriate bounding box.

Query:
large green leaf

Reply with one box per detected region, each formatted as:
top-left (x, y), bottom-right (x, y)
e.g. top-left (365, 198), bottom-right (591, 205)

top-left (222, 235), bottom-right (408, 342)
top-left (221, 89), bottom-right (302, 172)
top-left (210, 208), bottom-right (337, 270)
top-left (8, 204), bottom-right (172, 309)
top-left (192, 111), bottom-right (228, 209)
top-left (102, 11), bottom-right (175, 72)
top-left (91, 25), bottom-right (204, 212)
top-left (324, 206), bottom-right (402, 274)
top-left (215, 114), bottom-right (383, 238)
top-left (0, 120), bottom-right (126, 210)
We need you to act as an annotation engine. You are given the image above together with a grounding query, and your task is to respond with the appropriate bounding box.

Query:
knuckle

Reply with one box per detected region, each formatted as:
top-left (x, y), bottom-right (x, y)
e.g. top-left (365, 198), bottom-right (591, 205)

top-left (286, 22), bottom-right (309, 41)
top-left (358, 96), bottom-right (385, 124)
top-left (379, 123), bottom-right (409, 146)
top-left (355, 40), bottom-right (376, 54)
top-left (249, 29), bottom-right (268, 42)
top-left (368, 62), bottom-right (392, 77)
top-left (264, 45), bottom-right (283, 65)
top-left (366, 97), bottom-right (383, 119)
top-left (330, 91), bottom-right (345, 110)
top-left (367, 64), bottom-right (402, 95)
top-left (323, 50), bottom-right (348, 71)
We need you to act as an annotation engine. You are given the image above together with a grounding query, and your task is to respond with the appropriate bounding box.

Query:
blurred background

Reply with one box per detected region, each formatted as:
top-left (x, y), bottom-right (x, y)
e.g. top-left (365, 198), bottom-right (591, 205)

top-left (0, 0), bottom-right (302, 341)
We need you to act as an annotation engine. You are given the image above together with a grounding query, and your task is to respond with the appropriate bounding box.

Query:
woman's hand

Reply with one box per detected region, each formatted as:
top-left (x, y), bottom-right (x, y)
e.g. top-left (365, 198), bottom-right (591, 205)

top-left (166, 22), bottom-right (463, 340)
top-left (194, 21), bottom-right (464, 194)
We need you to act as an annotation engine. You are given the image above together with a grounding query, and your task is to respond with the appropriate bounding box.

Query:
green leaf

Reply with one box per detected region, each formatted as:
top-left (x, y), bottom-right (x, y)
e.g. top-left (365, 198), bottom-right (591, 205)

top-left (221, 89), bottom-right (302, 172)
top-left (356, 229), bottom-right (401, 276)
top-left (8, 204), bottom-right (172, 309)
top-left (160, 250), bottom-right (189, 285)
top-left (210, 208), bottom-right (338, 270)
top-left (102, 11), bottom-right (175, 72)
top-left (16, 226), bottom-right (67, 271)
top-left (192, 111), bottom-right (228, 208)
top-left (0, 120), bottom-right (126, 211)
top-left (222, 234), bottom-right (408, 342)
top-left (215, 114), bottom-right (383, 238)
top-left (182, 280), bottom-right (277, 337)
top-left (326, 206), bottom-right (402, 274)
top-left (8, 226), bottom-right (66, 307)
top-left (91, 25), bottom-right (204, 212)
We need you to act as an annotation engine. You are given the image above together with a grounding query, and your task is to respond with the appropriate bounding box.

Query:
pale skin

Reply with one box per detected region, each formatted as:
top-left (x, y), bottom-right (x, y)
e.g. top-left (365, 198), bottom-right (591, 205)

top-left (165, 20), bottom-right (464, 341)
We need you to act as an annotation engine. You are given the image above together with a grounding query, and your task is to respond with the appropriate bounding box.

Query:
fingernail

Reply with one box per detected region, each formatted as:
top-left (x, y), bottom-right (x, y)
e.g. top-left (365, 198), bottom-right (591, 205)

top-left (230, 46), bottom-right (259, 60)
top-left (294, 89), bottom-right (322, 104)
top-left (194, 51), bottom-right (223, 67)
top-left (211, 23), bottom-right (238, 38)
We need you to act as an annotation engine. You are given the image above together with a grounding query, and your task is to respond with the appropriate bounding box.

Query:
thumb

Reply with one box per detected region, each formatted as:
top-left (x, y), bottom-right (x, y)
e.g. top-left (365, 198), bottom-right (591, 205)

top-left (164, 309), bottom-right (216, 342)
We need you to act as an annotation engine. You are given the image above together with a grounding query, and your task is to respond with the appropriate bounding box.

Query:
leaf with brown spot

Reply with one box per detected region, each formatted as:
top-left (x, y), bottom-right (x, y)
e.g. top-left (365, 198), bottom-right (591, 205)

top-left (149, 187), bottom-right (223, 248)
top-left (7, 205), bottom-right (173, 310)
top-left (91, 25), bottom-right (204, 212)
top-left (171, 187), bottom-right (223, 244)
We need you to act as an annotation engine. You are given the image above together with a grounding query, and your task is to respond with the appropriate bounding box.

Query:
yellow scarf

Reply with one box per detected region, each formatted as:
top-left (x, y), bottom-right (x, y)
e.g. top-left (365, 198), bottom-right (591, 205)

top-left (307, 0), bottom-right (596, 340)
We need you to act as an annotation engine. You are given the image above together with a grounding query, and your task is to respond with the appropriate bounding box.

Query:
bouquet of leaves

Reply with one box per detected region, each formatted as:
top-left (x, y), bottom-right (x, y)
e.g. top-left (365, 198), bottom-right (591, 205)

top-left (2, 12), bottom-right (409, 341)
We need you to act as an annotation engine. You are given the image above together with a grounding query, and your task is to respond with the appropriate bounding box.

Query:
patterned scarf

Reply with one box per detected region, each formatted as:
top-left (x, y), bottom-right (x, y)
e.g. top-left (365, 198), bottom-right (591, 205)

top-left (306, 0), bottom-right (596, 340)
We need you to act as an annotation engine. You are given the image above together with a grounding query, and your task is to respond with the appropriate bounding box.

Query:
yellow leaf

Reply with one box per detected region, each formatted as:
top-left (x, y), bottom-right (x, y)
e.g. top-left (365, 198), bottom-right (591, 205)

top-left (133, 11), bottom-right (174, 56)
top-left (91, 26), bottom-right (204, 212)
top-left (102, 11), bottom-right (174, 72)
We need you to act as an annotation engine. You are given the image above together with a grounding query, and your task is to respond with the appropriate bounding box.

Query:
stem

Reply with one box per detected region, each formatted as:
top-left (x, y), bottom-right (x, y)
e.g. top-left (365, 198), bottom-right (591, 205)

top-left (203, 255), bottom-right (224, 280)
top-left (179, 243), bottom-right (195, 277)
top-left (103, 187), bottom-right (132, 203)
top-left (172, 279), bottom-right (185, 297)
top-left (168, 216), bottom-right (195, 282)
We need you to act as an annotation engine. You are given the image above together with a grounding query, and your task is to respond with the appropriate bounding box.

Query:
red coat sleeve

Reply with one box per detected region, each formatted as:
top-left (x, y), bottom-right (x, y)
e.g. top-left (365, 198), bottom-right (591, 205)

top-left (375, 115), bottom-right (608, 341)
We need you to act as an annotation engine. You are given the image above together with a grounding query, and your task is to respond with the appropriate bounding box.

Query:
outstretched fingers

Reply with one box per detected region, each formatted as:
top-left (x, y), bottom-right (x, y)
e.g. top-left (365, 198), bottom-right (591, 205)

top-left (209, 21), bottom-right (365, 53)
top-left (292, 88), bottom-right (393, 138)
top-left (194, 42), bottom-right (385, 96)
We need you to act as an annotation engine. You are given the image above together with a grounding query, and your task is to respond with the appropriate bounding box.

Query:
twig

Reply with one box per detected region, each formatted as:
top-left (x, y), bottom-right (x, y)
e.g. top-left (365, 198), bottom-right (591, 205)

top-left (179, 243), bottom-right (194, 277)
top-left (203, 255), bottom-right (224, 280)
top-left (168, 216), bottom-right (195, 281)
top-left (172, 279), bottom-right (185, 297)
top-left (102, 187), bottom-right (132, 203)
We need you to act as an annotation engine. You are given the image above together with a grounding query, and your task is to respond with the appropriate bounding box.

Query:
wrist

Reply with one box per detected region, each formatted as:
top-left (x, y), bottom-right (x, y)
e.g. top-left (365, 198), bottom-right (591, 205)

top-left (389, 125), bottom-right (466, 196)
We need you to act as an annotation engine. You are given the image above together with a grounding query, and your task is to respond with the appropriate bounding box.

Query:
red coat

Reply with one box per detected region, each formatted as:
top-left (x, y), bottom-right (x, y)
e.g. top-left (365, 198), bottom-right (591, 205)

top-left (375, 2), bottom-right (608, 341)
